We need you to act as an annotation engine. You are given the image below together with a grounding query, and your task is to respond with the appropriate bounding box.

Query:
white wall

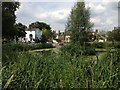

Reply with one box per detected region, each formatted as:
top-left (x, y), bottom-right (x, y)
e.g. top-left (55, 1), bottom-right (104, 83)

top-left (25, 28), bottom-right (42, 42)
top-left (35, 28), bottom-right (42, 40)
top-left (65, 35), bottom-right (70, 42)
top-left (25, 31), bottom-right (35, 42)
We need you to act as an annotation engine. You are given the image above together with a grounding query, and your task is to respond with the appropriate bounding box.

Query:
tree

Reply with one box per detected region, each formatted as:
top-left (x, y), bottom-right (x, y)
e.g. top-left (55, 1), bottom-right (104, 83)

top-left (29, 21), bottom-right (51, 30)
top-left (29, 21), bottom-right (54, 42)
top-left (107, 28), bottom-right (120, 42)
top-left (65, 1), bottom-right (93, 45)
top-left (63, 1), bottom-right (95, 56)
top-left (15, 23), bottom-right (27, 40)
top-left (2, 1), bottom-right (20, 40)
top-left (107, 31), bottom-right (113, 41)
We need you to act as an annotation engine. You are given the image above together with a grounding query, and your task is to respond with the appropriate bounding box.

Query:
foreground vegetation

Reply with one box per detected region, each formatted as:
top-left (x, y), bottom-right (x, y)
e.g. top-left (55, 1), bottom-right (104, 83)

top-left (2, 1), bottom-right (120, 89)
top-left (2, 43), bottom-right (120, 89)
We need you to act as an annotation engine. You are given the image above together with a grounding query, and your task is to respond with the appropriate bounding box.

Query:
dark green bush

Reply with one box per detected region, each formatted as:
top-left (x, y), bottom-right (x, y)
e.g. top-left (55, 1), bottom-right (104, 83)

top-left (93, 42), bottom-right (105, 48)
top-left (113, 42), bottom-right (120, 48)
top-left (11, 43), bottom-right (30, 51)
top-left (105, 42), bottom-right (113, 48)
top-left (93, 42), bottom-right (120, 48)
top-left (61, 43), bottom-right (96, 56)
top-left (3, 43), bottom-right (25, 52)
top-left (84, 44), bottom-right (96, 55)
top-left (2, 43), bottom-right (53, 52)
top-left (31, 43), bottom-right (53, 50)
top-left (2, 43), bottom-right (53, 64)
top-left (43, 43), bottom-right (53, 48)
top-left (61, 43), bottom-right (80, 56)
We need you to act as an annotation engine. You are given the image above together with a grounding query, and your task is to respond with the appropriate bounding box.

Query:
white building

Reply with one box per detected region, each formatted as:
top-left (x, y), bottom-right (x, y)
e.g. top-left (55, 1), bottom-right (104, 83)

top-left (25, 28), bottom-right (42, 42)
top-left (65, 35), bottom-right (70, 43)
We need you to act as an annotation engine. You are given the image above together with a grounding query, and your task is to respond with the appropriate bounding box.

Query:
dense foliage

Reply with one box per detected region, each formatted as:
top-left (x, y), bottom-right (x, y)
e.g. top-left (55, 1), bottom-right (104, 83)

top-left (2, 0), bottom-right (120, 89)
top-left (93, 42), bottom-right (120, 49)
top-left (65, 1), bottom-right (93, 44)
top-left (64, 1), bottom-right (94, 55)
top-left (61, 43), bottom-right (96, 56)
top-left (29, 21), bottom-right (55, 42)
top-left (15, 23), bottom-right (27, 39)
top-left (2, 43), bottom-right (53, 63)
top-left (107, 28), bottom-right (120, 42)
top-left (2, 1), bottom-right (20, 40)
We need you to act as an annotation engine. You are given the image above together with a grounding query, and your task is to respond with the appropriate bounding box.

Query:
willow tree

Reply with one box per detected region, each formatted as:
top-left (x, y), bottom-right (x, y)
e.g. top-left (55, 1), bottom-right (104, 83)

top-left (65, 1), bottom-right (93, 45)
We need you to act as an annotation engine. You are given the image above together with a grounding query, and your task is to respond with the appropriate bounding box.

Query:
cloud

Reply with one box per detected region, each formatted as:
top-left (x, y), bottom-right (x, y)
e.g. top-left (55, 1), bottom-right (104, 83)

top-left (19, 0), bottom-right (77, 2)
top-left (16, 2), bottom-right (73, 31)
top-left (16, 1), bottom-right (118, 32)
top-left (34, 9), bottom-right (70, 20)
top-left (86, 1), bottom-right (118, 31)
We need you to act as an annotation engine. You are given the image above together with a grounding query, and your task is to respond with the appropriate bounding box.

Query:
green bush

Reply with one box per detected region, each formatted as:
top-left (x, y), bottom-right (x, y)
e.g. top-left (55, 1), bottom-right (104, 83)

top-left (2, 43), bottom-right (53, 52)
top-left (30, 43), bottom-right (53, 50)
top-left (93, 42), bottom-right (120, 48)
top-left (61, 43), bottom-right (96, 56)
top-left (42, 43), bottom-right (53, 48)
top-left (84, 44), bottom-right (96, 55)
top-left (93, 42), bottom-right (105, 48)
top-left (105, 42), bottom-right (113, 48)
top-left (2, 43), bottom-right (53, 64)
top-left (113, 42), bottom-right (120, 48)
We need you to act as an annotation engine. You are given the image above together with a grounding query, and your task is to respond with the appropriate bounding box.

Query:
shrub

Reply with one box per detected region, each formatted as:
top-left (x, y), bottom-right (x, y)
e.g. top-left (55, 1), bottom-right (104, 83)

top-left (93, 42), bottom-right (120, 48)
top-left (61, 43), bottom-right (96, 56)
top-left (2, 43), bottom-right (53, 64)
top-left (84, 44), bottom-right (96, 55)
top-left (2, 43), bottom-right (53, 52)
top-left (42, 43), bottom-right (53, 48)
top-left (93, 42), bottom-right (105, 48)
top-left (105, 42), bottom-right (113, 48)
top-left (113, 42), bottom-right (120, 48)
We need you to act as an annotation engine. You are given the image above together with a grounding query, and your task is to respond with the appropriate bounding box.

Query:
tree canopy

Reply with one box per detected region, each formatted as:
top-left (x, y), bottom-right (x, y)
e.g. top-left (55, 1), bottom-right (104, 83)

top-left (107, 28), bottom-right (120, 42)
top-left (29, 21), bottom-right (51, 30)
top-left (15, 23), bottom-right (27, 38)
top-left (65, 1), bottom-right (93, 44)
top-left (29, 21), bottom-right (55, 42)
top-left (2, 1), bottom-right (20, 40)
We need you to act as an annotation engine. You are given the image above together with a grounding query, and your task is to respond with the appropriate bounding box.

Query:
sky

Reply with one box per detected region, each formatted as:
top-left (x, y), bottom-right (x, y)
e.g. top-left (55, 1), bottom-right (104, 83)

top-left (15, 0), bottom-right (119, 32)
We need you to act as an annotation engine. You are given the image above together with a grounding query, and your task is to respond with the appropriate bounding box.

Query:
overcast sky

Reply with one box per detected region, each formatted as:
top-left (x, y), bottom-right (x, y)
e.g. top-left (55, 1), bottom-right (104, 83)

top-left (15, 0), bottom-right (119, 32)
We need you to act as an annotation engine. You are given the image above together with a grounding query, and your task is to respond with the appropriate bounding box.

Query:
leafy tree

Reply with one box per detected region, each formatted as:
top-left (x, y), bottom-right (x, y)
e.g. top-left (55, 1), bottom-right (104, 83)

top-left (107, 28), bottom-right (120, 42)
top-left (2, 1), bottom-right (20, 40)
top-left (65, 1), bottom-right (93, 45)
top-left (29, 21), bottom-right (54, 42)
top-left (15, 23), bottom-right (27, 39)
top-left (107, 31), bottom-right (113, 41)
top-left (29, 21), bottom-right (51, 30)
top-left (63, 1), bottom-right (95, 56)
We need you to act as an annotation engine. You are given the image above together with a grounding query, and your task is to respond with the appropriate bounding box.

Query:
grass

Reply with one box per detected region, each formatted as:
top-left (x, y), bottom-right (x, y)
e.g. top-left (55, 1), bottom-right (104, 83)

top-left (2, 43), bottom-right (120, 89)
top-left (28, 48), bottom-right (53, 53)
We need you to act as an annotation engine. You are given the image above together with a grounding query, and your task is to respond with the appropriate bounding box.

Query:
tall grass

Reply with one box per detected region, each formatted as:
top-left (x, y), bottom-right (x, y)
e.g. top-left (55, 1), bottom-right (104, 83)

top-left (2, 47), bottom-right (120, 89)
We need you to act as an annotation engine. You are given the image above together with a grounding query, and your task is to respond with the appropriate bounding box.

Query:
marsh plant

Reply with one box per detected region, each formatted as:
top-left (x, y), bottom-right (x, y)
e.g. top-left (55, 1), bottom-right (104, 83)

top-left (2, 47), bottom-right (120, 89)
